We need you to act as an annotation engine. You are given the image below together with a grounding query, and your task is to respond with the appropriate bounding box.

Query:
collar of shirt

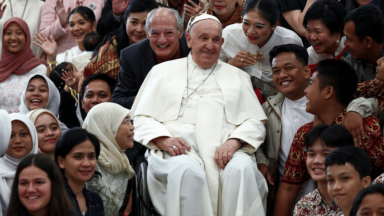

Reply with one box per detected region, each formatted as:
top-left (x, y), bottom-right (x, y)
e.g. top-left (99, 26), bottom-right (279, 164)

top-left (64, 180), bottom-right (94, 205)
top-left (350, 45), bottom-right (384, 68)
top-left (155, 42), bottom-right (182, 64)
top-left (312, 188), bottom-right (342, 213)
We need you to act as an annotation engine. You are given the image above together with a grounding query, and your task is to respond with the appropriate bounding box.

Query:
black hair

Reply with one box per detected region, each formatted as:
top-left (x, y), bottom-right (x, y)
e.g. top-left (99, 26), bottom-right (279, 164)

top-left (269, 44), bottom-right (309, 66)
top-left (6, 154), bottom-right (71, 216)
top-left (316, 59), bottom-right (358, 106)
top-left (350, 184), bottom-right (384, 216)
top-left (380, 114), bottom-right (384, 133)
top-left (54, 128), bottom-right (101, 178)
top-left (83, 32), bottom-right (102, 52)
top-left (80, 73), bottom-right (117, 98)
top-left (93, 0), bottom-right (158, 59)
top-left (325, 146), bottom-right (371, 179)
top-left (68, 6), bottom-right (96, 24)
top-left (344, 4), bottom-right (384, 43)
top-left (49, 62), bottom-right (74, 91)
top-left (305, 124), bottom-right (354, 149)
top-left (242, 0), bottom-right (278, 26)
top-left (303, 0), bottom-right (346, 35)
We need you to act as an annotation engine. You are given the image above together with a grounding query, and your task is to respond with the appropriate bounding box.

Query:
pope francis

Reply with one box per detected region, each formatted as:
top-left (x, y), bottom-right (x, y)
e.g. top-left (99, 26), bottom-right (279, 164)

top-left (132, 14), bottom-right (268, 216)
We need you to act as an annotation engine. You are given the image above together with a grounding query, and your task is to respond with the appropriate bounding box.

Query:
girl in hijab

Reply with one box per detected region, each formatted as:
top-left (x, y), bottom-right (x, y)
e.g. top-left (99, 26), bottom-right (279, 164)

top-left (0, 18), bottom-right (47, 114)
top-left (82, 102), bottom-right (135, 216)
top-left (18, 74), bottom-right (69, 133)
top-left (27, 109), bottom-right (62, 159)
top-left (0, 113), bottom-right (38, 216)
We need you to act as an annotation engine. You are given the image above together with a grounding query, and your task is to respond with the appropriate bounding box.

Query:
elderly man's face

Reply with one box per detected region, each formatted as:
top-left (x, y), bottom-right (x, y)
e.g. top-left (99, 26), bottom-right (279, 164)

top-left (147, 9), bottom-right (183, 61)
top-left (186, 20), bottom-right (224, 68)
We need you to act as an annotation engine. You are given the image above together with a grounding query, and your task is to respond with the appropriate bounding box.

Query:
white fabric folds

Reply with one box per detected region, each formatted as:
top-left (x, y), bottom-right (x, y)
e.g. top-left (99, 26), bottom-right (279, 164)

top-left (0, 110), bottom-right (11, 156)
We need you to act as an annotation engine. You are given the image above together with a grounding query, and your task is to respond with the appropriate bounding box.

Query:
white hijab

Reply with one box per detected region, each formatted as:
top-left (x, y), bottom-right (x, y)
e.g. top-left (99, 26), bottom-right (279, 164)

top-left (0, 113), bottom-right (38, 215)
top-left (0, 110), bottom-right (11, 156)
top-left (82, 102), bottom-right (135, 179)
top-left (18, 74), bottom-right (68, 132)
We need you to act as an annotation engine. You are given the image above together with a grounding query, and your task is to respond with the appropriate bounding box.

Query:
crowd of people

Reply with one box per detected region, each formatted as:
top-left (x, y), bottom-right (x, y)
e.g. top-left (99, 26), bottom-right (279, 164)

top-left (1, 0), bottom-right (384, 215)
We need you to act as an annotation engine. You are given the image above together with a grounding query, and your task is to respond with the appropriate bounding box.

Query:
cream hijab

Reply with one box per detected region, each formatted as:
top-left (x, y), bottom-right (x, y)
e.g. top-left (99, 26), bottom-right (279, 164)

top-left (0, 110), bottom-right (11, 156)
top-left (0, 113), bottom-right (38, 215)
top-left (18, 74), bottom-right (68, 133)
top-left (26, 108), bottom-right (62, 130)
top-left (82, 102), bottom-right (135, 178)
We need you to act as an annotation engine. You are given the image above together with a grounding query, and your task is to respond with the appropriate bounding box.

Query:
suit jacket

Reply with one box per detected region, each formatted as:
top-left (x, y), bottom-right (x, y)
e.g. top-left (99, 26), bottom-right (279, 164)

top-left (112, 33), bottom-right (191, 109)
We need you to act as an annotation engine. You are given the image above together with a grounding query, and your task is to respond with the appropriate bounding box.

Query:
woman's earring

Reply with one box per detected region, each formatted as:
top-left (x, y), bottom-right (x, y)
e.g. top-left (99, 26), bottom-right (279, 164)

top-left (336, 39), bottom-right (340, 43)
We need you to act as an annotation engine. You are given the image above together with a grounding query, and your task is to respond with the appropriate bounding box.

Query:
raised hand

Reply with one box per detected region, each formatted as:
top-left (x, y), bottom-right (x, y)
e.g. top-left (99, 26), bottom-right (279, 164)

top-left (112, 0), bottom-right (130, 16)
top-left (33, 33), bottom-right (57, 58)
top-left (61, 71), bottom-right (76, 89)
top-left (184, 0), bottom-right (204, 19)
top-left (55, 0), bottom-right (71, 27)
top-left (0, 0), bottom-right (7, 20)
top-left (227, 51), bottom-right (257, 67)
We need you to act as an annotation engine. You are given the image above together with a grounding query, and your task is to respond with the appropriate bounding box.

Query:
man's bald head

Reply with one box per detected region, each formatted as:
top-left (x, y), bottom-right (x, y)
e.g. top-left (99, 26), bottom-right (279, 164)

top-left (186, 18), bottom-right (224, 68)
top-left (145, 8), bottom-right (183, 34)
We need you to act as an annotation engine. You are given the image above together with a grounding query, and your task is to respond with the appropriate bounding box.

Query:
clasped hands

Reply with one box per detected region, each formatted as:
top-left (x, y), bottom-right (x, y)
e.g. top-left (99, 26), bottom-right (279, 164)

top-left (153, 137), bottom-right (242, 169)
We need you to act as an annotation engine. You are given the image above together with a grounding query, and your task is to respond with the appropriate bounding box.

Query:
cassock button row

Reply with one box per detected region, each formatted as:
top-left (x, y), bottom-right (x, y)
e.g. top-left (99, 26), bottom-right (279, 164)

top-left (200, 96), bottom-right (203, 98)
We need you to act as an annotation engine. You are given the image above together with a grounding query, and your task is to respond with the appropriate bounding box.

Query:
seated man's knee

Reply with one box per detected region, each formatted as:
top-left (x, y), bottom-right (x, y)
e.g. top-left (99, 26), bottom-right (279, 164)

top-left (168, 155), bottom-right (205, 180)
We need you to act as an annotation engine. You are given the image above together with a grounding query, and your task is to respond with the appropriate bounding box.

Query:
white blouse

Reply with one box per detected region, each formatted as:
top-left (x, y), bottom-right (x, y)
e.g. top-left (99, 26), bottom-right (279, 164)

top-left (307, 36), bottom-right (346, 65)
top-left (220, 24), bottom-right (303, 86)
top-left (56, 46), bottom-right (83, 65)
top-left (0, 64), bottom-right (47, 113)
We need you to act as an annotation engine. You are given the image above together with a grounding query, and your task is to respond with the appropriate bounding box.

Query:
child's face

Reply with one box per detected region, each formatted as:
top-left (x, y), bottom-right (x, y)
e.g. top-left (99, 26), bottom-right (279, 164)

top-left (306, 139), bottom-right (337, 182)
top-left (327, 163), bottom-right (371, 209)
top-left (71, 65), bottom-right (81, 83)
top-left (356, 193), bottom-right (384, 216)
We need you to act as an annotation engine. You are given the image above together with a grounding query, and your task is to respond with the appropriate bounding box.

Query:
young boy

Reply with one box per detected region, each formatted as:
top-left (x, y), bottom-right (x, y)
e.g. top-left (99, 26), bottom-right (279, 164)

top-left (293, 124), bottom-right (353, 216)
top-left (325, 146), bottom-right (372, 216)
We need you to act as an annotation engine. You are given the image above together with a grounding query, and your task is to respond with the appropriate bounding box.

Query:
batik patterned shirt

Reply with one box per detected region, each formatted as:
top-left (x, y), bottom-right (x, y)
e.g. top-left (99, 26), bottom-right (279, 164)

top-left (293, 188), bottom-right (343, 216)
top-left (281, 110), bottom-right (384, 184)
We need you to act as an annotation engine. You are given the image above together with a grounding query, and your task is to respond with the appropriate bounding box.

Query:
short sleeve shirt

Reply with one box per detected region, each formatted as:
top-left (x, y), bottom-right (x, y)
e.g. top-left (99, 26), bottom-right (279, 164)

top-left (276, 0), bottom-right (310, 47)
top-left (281, 110), bottom-right (384, 184)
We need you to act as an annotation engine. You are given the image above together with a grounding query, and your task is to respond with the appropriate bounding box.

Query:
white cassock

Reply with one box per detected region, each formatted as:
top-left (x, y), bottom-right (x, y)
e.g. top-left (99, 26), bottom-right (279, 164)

top-left (132, 54), bottom-right (268, 216)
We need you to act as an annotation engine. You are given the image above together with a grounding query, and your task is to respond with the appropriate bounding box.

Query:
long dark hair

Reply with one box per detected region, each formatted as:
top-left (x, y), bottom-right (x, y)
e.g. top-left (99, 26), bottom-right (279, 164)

top-left (6, 154), bottom-right (71, 216)
top-left (93, 0), bottom-right (158, 58)
top-left (54, 128), bottom-right (101, 176)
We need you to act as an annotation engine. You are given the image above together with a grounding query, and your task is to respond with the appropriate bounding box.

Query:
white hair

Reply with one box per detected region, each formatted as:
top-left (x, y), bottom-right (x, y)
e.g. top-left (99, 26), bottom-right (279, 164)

top-left (145, 8), bottom-right (183, 36)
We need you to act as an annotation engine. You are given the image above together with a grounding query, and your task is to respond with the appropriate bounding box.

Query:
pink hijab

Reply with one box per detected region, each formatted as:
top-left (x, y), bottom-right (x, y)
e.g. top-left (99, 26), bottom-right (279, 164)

top-left (0, 17), bottom-right (47, 82)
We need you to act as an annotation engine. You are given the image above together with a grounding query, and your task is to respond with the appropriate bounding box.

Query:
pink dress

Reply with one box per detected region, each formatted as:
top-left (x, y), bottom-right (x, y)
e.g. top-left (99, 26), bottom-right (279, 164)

top-left (39, 0), bottom-right (105, 54)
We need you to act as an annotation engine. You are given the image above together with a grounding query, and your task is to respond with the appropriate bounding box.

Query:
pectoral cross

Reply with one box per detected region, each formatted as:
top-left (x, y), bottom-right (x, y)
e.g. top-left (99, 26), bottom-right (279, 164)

top-left (178, 99), bottom-right (191, 117)
top-left (252, 50), bottom-right (264, 66)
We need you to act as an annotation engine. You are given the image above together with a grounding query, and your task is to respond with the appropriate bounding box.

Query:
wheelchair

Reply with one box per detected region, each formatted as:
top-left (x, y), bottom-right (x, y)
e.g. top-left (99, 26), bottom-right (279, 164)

top-left (135, 162), bottom-right (161, 216)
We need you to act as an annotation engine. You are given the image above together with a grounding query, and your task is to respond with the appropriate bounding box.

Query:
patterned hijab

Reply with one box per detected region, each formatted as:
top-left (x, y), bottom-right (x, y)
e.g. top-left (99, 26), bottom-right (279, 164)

top-left (0, 18), bottom-right (47, 82)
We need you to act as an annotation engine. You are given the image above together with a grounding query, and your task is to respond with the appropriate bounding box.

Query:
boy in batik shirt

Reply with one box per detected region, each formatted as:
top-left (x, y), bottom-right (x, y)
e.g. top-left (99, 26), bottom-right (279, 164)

top-left (293, 124), bottom-right (353, 216)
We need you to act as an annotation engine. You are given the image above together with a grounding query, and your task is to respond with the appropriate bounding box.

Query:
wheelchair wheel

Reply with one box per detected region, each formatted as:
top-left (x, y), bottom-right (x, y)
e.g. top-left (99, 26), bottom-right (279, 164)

top-left (136, 162), bottom-right (160, 216)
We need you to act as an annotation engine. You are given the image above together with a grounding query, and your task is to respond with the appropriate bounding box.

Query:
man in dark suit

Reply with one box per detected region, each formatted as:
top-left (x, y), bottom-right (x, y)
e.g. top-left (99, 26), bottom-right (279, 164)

top-left (112, 7), bottom-right (191, 109)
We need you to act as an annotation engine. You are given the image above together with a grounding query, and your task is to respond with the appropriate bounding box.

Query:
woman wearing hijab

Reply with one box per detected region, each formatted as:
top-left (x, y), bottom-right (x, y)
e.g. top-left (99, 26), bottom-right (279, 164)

top-left (19, 74), bottom-right (69, 133)
top-left (0, 113), bottom-right (38, 216)
top-left (27, 109), bottom-right (62, 159)
top-left (0, 18), bottom-right (47, 114)
top-left (82, 102), bottom-right (135, 216)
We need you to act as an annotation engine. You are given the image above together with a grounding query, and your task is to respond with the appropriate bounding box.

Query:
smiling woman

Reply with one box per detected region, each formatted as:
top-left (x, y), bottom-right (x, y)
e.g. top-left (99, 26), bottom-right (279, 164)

top-left (26, 109), bottom-right (62, 160)
top-left (54, 128), bottom-right (105, 216)
top-left (5, 154), bottom-right (71, 216)
top-left (219, 0), bottom-right (303, 100)
top-left (0, 113), bottom-right (38, 216)
top-left (19, 74), bottom-right (69, 133)
top-left (0, 18), bottom-right (47, 114)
